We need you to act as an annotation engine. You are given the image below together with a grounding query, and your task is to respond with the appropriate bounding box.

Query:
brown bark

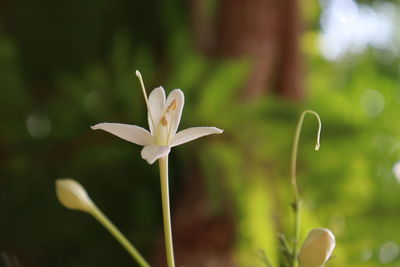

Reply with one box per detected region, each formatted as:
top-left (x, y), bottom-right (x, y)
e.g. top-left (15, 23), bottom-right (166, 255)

top-left (0, 0), bottom-right (12, 33)
top-left (190, 0), bottom-right (304, 99)
top-left (152, 165), bottom-right (235, 267)
top-left (157, 1), bottom-right (305, 265)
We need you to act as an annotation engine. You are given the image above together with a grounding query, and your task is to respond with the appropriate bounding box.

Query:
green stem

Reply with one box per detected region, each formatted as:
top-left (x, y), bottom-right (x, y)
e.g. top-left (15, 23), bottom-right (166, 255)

top-left (290, 110), bottom-right (321, 267)
top-left (90, 204), bottom-right (151, 267)
top-left (159, 156), bottom-right (176, 267)
top-left (256, 250), bottom-right (273, 267)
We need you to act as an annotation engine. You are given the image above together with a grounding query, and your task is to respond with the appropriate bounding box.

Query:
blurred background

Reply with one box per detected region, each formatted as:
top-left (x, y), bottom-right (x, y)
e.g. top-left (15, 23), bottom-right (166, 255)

top-left (1, 0), bottom-right (400, 266)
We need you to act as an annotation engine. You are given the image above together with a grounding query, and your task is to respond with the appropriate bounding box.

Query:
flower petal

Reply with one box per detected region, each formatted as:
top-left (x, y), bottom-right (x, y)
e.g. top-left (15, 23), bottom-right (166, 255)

top-left (91, 123), bottom-right (152, 146)
top-left (170, 127), bottom-right (223, 147)
top-left (148, 86), bottom-right (166, 133)
top-left (141, 145), bottom-right (170, 164)
top-left (165, 89), bottom-right (184, 137)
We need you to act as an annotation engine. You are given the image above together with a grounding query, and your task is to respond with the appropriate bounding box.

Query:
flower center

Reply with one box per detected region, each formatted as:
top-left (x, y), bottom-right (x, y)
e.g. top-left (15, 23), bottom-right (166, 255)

top-left (155, 99), bottom-right (177, 145)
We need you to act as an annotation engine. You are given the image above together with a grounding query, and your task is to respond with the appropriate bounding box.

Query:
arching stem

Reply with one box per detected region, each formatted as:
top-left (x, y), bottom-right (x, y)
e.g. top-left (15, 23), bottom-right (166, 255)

top-left (90, 204), bottom-right (151, 267)
top-left (290, 110), bottom-right (321, 267)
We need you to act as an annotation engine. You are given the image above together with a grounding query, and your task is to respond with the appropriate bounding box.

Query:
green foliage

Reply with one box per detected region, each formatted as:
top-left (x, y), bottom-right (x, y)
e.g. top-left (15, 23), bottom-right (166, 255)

top-left (2, 1), bottom-right (400, 266)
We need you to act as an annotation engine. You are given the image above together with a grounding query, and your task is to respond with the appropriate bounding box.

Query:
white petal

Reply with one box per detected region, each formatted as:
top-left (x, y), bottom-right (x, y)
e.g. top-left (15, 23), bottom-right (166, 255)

top-left (141, 145), bottom-right (170, 164)
top-left (170, 127), bottom-right (223, 147)
top-left (91, 123), bottom-right (152, 146)
top-left (148, 86), bottom-right (166, 133)
top-left (165, 89), bottom-right (184, 137)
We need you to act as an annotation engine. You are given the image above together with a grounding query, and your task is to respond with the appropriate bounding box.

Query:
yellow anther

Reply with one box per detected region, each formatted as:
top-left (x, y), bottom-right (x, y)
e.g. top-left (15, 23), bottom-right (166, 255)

top-left (160, 116), bottom-right (168, 127)
top-left (166, 99), bottom-right (177, 113)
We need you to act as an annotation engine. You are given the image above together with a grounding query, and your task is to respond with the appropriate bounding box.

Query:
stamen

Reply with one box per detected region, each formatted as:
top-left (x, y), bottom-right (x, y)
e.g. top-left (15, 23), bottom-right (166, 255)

top-left (162, 100), bottom-right (177, 143)
top-left (135, 70), bottom-right (156, 128)
top-left (165, 104), bottom-right (176, 145)
top-left (160, 116), bottom-right (168, 127)
top-left (166, 100), bottom-right (177, 113)
top-left (135, 70), bottom-right (149, 104)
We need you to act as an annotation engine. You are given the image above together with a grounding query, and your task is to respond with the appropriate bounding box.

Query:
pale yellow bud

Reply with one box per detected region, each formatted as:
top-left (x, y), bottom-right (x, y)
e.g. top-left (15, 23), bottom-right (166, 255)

top-left (299, 228), bottom-right (336, 267)
top-left (56, 179), bottom-right (94, 213)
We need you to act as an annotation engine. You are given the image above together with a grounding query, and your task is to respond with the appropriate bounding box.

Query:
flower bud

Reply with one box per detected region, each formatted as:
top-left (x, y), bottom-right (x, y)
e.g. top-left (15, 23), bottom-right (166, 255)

top-left (299, 228), bottom-right (336, 267)
top-left (56, 179), bottom-right (94, 213)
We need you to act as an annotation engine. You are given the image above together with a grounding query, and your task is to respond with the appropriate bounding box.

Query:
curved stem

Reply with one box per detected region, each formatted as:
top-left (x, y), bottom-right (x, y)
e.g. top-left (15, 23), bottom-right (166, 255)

top-left (159, 156), bottom-right (176, 267)
top-left (290, 110), bottom-right (321, 267)
top-left (90, 204), bottom-right (151, 267)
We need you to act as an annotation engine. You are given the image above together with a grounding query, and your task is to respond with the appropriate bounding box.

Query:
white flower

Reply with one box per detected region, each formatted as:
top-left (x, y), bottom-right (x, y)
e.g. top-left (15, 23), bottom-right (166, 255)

top-left (298, 228), bottom-right (336, 267)
top-left (56, 179), bottom-right (94, 212)
top-left (91, 70), bottom-right (223, 164)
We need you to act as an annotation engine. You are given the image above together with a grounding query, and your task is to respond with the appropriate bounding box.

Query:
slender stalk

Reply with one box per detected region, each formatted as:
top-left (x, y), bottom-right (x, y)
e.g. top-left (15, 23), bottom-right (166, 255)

top-left (90, 204), bottom-right (151, 267)
top-left (290, 110), bottom-right (321, 267)
top-left (159, 155), bottom-right (176, 267)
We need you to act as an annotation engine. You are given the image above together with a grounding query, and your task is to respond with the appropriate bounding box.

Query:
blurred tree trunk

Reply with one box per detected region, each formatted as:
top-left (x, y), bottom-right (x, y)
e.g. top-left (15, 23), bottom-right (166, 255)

top-left (157, 1), bottom-right (304, 266)
top-left (151, 164), bottom-right (235, 267)
top-left (191, 0), bottom-right (304, 99)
